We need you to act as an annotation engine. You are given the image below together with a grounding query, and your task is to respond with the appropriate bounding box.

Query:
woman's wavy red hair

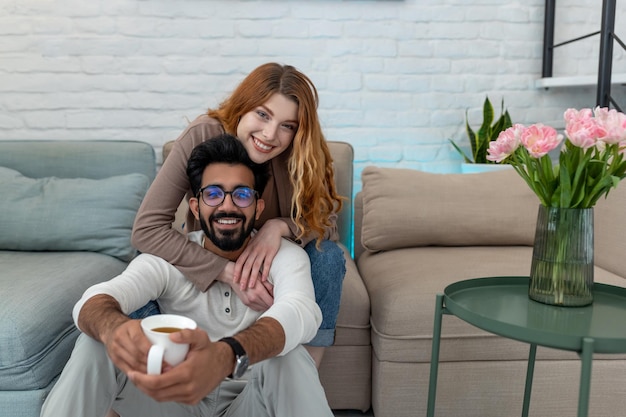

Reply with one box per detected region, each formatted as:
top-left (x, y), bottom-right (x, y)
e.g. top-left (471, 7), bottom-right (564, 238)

top-left (208, 63), bottom-right (343, 244)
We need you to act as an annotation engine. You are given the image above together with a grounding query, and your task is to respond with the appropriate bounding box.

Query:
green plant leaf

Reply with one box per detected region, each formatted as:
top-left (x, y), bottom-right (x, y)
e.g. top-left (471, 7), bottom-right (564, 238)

top-left (491, 111), bottom-right (513, 141)
top-left (477, 97), bottom-right (495, 139)
top-left (465, 110), bottom-right (478, 163)
top-left (463, 96), bottom-right (513, 164)
top-left (474, 98), bottom-right (495, 163)
top-left (448, 139), bottom-right (473, 163)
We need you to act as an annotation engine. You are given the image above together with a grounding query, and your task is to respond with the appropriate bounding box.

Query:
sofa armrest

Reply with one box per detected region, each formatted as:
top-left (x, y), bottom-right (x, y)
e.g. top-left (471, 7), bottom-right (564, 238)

top-left (354, 192), bottom-right (364, 261)
top-left (327, 142), bottom-right (354, 253)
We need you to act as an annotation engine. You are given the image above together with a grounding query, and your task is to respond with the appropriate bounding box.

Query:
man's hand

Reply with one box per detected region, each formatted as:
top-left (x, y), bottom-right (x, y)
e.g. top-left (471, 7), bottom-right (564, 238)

top-left (78, 294), bottom-right (153, 375)
top-left (127, 328), bottom-right (232, 405)
top-left (103, 319), bottom-right (152, 375)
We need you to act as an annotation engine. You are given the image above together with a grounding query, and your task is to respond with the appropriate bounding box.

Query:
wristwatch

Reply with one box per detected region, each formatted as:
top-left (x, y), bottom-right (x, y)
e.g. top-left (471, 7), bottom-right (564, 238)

top-left (219, 337), bottom-right (249, 379)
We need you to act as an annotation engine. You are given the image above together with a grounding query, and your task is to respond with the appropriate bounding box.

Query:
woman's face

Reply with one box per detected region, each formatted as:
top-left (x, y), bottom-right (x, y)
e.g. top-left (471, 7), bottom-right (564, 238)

top-left (236, 93), bottom-right (299, 164)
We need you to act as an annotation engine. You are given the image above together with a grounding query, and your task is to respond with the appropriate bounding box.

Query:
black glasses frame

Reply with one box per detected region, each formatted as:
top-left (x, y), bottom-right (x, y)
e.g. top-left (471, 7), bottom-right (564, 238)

top-left (197, 185), bottom-right (258, 208)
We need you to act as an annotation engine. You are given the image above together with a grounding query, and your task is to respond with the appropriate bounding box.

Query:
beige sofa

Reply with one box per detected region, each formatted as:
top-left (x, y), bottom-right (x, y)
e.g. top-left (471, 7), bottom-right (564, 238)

top-left (355, 166), bottom-right (626, 417)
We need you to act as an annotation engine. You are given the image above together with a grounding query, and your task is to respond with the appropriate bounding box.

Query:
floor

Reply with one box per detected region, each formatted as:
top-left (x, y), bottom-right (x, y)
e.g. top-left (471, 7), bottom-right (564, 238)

top-left (333, 409), bottom-right (374, 417)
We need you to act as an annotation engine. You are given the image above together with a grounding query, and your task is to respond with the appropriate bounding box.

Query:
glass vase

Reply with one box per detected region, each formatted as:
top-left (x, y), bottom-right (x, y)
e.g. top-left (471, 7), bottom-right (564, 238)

top-left (529, 205), bottom-right (594, 307)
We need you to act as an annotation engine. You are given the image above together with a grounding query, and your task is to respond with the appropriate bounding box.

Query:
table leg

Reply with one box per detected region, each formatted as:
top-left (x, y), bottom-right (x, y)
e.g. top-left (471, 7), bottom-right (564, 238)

top-left (521, 344), bottom-right (537, 417)
top-left (577, 337), bottom-right (594, 417)
top-left (426, 294), bottom-right (445, 417)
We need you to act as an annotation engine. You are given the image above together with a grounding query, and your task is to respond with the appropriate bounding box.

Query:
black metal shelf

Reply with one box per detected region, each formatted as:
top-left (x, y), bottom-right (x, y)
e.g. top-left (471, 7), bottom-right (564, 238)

top-left (540, 0), bottom-right (624, 111)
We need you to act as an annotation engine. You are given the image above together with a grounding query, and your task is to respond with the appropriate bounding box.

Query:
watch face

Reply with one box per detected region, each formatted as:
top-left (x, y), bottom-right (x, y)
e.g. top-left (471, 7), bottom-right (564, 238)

top-left (233, 355), bottom-right (249, 379)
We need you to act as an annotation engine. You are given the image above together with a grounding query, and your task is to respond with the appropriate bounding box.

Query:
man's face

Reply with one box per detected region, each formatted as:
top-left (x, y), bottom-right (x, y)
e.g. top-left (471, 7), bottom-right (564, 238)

top-left (190, 163), bottom-right (264, 256)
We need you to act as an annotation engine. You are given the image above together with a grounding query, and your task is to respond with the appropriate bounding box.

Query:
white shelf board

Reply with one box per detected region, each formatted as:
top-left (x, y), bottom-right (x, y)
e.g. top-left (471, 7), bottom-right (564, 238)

top-left (535, 73), bottom-right (626, 88)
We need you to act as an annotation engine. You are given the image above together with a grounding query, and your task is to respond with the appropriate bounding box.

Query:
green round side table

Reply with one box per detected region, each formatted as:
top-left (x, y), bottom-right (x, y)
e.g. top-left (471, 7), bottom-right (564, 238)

top-left (426, 276), bottom-right (626, 417)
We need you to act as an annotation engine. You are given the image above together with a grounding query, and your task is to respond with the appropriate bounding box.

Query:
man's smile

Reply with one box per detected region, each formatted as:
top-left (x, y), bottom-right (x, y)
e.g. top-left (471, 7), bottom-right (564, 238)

top-left (214, 217), bottom-right (241, 226)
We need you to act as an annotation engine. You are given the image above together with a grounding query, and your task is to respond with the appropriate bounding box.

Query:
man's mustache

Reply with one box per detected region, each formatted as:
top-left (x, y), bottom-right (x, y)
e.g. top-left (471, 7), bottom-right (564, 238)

top-left (210, 212), bottom-right (246, 221)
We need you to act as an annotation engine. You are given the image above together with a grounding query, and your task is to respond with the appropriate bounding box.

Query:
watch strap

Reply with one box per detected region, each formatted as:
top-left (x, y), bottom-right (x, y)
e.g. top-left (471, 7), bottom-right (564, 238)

top-left (219, 337), bottom-right (246, 378)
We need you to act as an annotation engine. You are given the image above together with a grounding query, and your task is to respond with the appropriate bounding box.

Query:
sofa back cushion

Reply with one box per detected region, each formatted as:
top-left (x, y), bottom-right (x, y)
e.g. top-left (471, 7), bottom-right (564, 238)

top-left (0, 167), bottom-right (150, 261)
top-left (0, 140), bottom-right (156, 261)
top-left (327, 141), bottom-right (354, 252)
top-left (0, 140), bottom-right (156, 181)
top-left (360, 166), bottom-right (539, 252)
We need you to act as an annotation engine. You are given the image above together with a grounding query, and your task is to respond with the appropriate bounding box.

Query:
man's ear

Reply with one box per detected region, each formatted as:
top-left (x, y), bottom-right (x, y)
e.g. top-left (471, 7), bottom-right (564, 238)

top-left (189, 197), bottom-right (200, 220)
top-left (255, 198), bottom-right (265, 220)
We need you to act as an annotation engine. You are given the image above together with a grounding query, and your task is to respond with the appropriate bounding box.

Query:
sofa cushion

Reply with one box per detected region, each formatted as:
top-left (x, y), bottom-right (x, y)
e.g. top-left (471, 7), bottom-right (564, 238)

top-left (334, 245), bottom-right (371, 346)
top-left (358, 246), bottom-right (626, 363)
top-left (0, 167), bottom-right (150, 261)
top-left (0, 140), bottom-right (156, 182)
top-left (360, 167), bottom-right (539, 252)
top-left (594, 183), bottom-right (626, 279)
top-left (0, 251), bottom-right (128, 391)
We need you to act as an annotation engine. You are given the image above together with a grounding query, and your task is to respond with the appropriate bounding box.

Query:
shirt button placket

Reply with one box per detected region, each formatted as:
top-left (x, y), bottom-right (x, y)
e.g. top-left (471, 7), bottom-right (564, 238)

top-left (223, 289), bottom-right (232, 316)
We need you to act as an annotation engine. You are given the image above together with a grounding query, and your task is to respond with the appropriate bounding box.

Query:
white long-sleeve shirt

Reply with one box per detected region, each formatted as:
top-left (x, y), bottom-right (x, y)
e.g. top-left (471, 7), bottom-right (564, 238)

top-left (73, 231), bottom-right (322, 356)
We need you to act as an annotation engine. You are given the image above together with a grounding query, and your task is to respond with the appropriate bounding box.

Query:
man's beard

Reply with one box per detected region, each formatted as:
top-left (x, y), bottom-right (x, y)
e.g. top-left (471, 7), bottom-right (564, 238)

top-left (199, 210), bottom-right (255, 252)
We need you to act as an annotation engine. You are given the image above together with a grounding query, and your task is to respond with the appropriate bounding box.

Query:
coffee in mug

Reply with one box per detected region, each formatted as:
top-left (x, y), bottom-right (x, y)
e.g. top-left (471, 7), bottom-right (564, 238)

top-left (152, 327), bottom-right (183, 334)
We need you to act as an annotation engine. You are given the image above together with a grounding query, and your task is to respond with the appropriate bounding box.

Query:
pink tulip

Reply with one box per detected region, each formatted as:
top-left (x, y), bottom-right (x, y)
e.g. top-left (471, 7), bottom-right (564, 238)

top-left (564, 108), bottom-right (600, 149)
top-left (593, 107), bottom-right (626, 144)
top-left (489, 107), bottom-right (626, 209)
top-left (487, 124), bottom-right (523, 162)
top-left (520, 124), bottom-right (563, 158)
top-left (564, 108), bottom-right (593, 124)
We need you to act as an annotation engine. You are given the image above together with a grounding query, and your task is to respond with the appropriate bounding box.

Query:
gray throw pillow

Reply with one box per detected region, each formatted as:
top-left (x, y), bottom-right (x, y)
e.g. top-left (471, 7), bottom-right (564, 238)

top-left (0, 166), bottom-right (150, 261)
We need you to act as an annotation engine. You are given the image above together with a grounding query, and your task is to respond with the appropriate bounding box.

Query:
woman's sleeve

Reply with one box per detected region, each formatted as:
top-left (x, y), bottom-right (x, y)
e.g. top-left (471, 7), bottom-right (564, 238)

top-left (131, 119), bottom-right (228, 292)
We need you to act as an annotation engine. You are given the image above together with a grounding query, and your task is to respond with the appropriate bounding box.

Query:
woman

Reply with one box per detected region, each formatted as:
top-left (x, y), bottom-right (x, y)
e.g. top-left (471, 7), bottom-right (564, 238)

top-left (131, 63), bottom-right (346, 366)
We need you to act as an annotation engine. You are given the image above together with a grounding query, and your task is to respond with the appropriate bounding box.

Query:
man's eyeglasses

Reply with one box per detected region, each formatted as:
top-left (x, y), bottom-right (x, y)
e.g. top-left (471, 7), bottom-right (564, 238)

top-left (197, 185), bottom-right (258, 208)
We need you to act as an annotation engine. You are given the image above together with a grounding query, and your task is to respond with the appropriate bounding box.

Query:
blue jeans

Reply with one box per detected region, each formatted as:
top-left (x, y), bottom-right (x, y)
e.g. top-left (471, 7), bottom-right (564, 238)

top-left (304, 239), bottom-right (346, 346)
top-left (130, 239), bottom-right (346, 347)
top-left (128, 299), bottom-right (161, 320)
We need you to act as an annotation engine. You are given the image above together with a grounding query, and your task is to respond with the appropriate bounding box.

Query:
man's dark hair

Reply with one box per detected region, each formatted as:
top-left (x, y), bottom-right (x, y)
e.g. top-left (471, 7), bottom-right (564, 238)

top-left (186, 134), bottom-right (270, 198)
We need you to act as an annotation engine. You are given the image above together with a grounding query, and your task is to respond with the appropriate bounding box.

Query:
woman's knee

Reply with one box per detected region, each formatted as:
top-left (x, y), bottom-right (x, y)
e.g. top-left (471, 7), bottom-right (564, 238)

top-left (304, 240), bottom-right (346, 311)
top-left (304, 240), bottom-right (346, 281)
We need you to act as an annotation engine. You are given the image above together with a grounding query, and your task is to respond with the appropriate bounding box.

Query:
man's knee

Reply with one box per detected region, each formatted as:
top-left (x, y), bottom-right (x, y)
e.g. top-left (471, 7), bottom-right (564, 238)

top-left (68, 334), bottom-right (113, 374)
top-left (255, 346), bottom-right (317, 381)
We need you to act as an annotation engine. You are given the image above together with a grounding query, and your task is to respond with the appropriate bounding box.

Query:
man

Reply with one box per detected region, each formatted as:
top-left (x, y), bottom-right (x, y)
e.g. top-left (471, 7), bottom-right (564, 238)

top-left (41, 134), bottom-right (333, 417)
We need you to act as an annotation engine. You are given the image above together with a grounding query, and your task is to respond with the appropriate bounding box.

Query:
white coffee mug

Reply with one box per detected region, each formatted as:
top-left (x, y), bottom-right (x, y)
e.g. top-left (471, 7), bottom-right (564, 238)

top-left (141, 314), bottom-right (197, 375)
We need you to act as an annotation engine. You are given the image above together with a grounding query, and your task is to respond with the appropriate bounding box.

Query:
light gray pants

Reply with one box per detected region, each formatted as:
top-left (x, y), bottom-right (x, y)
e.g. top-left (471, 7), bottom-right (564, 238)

top-left (41, 334), bottom-right (333, 417)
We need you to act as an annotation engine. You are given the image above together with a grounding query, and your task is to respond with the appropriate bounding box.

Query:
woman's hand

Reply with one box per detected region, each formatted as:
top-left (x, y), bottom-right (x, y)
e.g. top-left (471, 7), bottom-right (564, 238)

top-left (234, 219), bottom-right (289, 290)
top-left (218, 261), bottom-right (274, 312)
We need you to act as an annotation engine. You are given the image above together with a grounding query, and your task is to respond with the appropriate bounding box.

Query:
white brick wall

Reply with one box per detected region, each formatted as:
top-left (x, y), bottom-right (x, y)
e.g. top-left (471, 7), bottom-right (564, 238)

top-left (0, 0), bottom-right (624, 192)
